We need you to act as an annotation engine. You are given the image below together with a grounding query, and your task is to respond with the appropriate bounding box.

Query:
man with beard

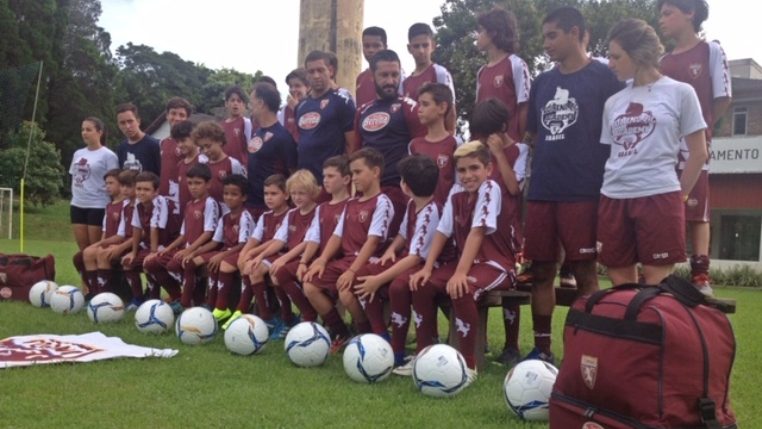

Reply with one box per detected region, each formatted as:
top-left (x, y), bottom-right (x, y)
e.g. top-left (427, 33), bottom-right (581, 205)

top-left (355, 49), bottom-right (426, 234)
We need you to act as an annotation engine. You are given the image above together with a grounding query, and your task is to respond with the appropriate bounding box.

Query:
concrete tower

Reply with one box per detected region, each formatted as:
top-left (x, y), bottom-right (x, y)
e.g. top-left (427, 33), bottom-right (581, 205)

top-left (298, 0), bottom-right (363, 92)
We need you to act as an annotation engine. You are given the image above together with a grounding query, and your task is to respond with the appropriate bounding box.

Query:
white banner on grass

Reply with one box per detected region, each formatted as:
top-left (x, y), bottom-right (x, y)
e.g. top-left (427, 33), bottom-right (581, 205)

top-left (0, 332), bottom-right (178, 368)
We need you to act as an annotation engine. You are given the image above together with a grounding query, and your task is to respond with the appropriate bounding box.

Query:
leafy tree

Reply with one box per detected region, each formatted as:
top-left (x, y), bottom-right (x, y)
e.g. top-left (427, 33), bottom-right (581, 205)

top-left (433, 0), bottom-right (659, 130)
top-left (0, 122), bottom-right (64, 207)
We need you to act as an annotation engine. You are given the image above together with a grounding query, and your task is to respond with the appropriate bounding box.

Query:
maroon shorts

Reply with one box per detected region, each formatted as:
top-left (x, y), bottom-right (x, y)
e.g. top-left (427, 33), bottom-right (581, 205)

top-left (597, 192), bottom-right (686, 267)
top-left (199, 249), bottom-right (241, 270)
top-left (426, 261), bottom-right (510, 301)
top-left (122, 248), bottom-right (152, 271)
top-left (270, 259), bottom-right (301, 285)
top-left (308, 256), bottom-right (355, 292)
top-left (680, 169), bottom-right (709, 223)
top-left (523, 200), bottom-right (598, 262)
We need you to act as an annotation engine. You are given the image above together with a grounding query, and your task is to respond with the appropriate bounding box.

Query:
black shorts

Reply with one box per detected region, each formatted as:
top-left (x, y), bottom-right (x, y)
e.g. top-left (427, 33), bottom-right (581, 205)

top-left (70, 205), bottom-right (105, 227)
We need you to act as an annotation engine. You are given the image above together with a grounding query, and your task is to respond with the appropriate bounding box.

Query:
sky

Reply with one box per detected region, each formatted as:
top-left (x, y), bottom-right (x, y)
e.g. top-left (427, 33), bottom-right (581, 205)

top-left (99, 0), bottom-right (757, 88)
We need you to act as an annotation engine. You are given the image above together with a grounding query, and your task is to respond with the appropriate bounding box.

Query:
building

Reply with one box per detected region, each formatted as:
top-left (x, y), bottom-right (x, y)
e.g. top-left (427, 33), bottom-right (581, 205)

top-left (708, 58), bottom-right (762, 271)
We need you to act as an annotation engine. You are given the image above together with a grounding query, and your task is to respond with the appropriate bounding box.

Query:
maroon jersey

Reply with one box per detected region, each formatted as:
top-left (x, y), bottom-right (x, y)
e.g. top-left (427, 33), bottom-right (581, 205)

top-left (207, 156), bottom-right (245, 205)
top-left (176, 153), bottom-right (208, 215)
top-left (102, 200), bottom-right (125, 238)
top-left (274, 207), bottom-right (317, 250)
top-left (402, 63), bottom-right (455, 100)
top-left (181, 196), bottom-right (220, 245)
top-left (355, 96), bottom-right (426, 186)
top-left (251, 209), bottom-right (288, 243)
top-left (334, 194), bottom-right (394, 257)
top-left (355, 68), bottom-right (376, 108)
top-left (159, 137), bottom-right (182, 197)
top-left (117, 200), bottom-right (135, 240)
top-left (131, 201), bottom-right (154, 248)
top-left (440, 180), bottom-right (518, 270)
top-left (305, 199), bottom-right (350, 253)
top-left (408, 135), bottom-right (458, 205)
top-left (398, 199), bottom-right (457, 263)
top-left (476, 54), bottom-right (531, 141)
top-left (213, 208), bottom-right (255, 249)
top-left (221, 116), bottom-right (250, 167)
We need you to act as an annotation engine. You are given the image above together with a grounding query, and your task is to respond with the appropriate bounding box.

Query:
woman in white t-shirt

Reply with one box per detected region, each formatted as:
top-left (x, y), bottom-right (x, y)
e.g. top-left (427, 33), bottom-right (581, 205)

top-left (598, 19), bottom-right (708, 286)
top-left (69, 117), bottom-right (119, 251)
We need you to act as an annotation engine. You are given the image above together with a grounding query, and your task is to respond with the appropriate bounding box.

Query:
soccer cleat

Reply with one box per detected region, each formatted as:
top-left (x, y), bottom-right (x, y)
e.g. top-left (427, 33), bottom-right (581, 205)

top-left (329, 333), bottom-right (350, 354)
top-left (221, 310), bottom-right (242, 330)
top-left (212, 307), bottom-right (232, 322)
top-left (693, 273), bottom-right (714, 297)
top-left (463, 367), bottom-right (478, 389)
top-left (125, 297), bottom-right (144, 312)
top-left (169, 300), bottom-right (184, 315)
top-left (494, 346), bottom-right (521, 367)
top-left (559, 273), bottom-right (577, 289)
top-left (267, 317), bottom-right (288, 340)
top-left (522, 347), bottom-right (556, 365)
top-left (392, 357), bottom-right (414, 376)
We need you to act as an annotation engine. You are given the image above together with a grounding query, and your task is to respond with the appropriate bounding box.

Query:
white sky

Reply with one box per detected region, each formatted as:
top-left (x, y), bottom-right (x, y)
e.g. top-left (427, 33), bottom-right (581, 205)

top-left (100, 0), bottom-right (755, 88)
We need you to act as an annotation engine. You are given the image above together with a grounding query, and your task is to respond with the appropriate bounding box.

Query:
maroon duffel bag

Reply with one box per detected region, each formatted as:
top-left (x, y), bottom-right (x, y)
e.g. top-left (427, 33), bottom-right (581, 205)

top-left (550, 276), bottom-right (736, 429)
top-left (0, 253), bottom-right (56, 301)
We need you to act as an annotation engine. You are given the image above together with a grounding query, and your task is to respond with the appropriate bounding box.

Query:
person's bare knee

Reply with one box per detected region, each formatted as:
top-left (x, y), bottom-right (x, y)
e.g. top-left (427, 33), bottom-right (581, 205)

top-left (571, 260), bottom-right (599, 294)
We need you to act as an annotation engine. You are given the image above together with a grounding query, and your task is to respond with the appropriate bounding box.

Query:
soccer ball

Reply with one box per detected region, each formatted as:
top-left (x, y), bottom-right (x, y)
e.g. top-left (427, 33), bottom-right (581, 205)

top-left (224, 314), bottom-right (269, 355)
top-left (175, 307), bottom-right (218, 345)
top-left (503, 359), bottom-right (559, 421)
top-left (342, 334), bottom-right (394, 383)
top-left (134, 299), bottom-right (175, 334)
top-left (284, 321), bottom-right (331, 367)
top-left (412, 344), bottom-right (469, 398)
top-left (49, 285), bottom-right (85, 314)
top-left (86, 292), bottom-right (125, 323)
top-left (28, 280), bottom-right (58, 307)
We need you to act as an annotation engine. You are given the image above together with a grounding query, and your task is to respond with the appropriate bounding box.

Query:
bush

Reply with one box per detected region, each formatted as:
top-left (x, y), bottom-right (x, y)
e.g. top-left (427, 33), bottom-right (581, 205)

top-left (0, 121), bottom-right (63, 207)
top-left (673, 265), bottom-right (762, 288)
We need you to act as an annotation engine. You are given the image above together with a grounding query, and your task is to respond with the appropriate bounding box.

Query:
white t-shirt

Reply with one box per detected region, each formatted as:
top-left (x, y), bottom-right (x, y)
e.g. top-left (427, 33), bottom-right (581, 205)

top-left (600, 76), bottom-right (707, 199)
top-left (69, 146), bottom-right (118, 208)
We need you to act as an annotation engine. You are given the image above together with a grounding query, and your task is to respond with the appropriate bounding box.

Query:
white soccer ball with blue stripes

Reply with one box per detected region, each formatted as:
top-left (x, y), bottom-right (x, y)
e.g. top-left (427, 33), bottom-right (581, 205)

top-left (412, 344), bottom-right (469, 397)
top-left (175, 307), bottom-right (218, 345)
top-left (224, 314), bottom-right (269, 355)
top-left (342, 334), bottom-right (394, 383)
top-left (28, 280), bottom-right (58, 308)
top-left (503, 359), bottom-right (558, 421)
top-left (284, 321), bottom-right (331, 367)
top-left (49, 285), bottom-right (85, 315)
top-left (86, 292), bottom-right (125, 323)
top-left (134, 299), bottom-right (175, 334)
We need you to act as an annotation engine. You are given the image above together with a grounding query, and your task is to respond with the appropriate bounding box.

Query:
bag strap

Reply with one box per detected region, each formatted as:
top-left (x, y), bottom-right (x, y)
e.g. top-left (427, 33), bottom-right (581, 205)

top-left (584, 283), bottom-right (642, 313)
top-left (698, 397), bottom-right (722, 429)
top-left (659, 275), bottom-right (706, 308)
top-left (624, 287), bottom-right (663, 321)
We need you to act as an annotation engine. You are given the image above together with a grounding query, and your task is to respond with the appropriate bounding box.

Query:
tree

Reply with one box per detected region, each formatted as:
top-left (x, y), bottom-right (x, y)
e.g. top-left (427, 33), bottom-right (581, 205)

top-left (433, 0), bottom-right (659, 130)
top-left (0, 122), bottom-right (64, 207)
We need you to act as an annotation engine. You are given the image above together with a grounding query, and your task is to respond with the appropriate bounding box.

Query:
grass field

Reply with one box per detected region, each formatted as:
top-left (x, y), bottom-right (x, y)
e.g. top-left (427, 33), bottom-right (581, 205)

top-left (1, 201), bottom-right (760, 428)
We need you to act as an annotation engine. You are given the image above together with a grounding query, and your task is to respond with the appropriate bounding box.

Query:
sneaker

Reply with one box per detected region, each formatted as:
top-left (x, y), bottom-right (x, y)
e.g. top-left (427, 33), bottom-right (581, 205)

top-left (212, 307), bottom-right (232, 322)
top-left (463, 367), bottom-right (478, 389)
top-left (329, 332), bottom-right (350, 354)
top-left (494, 346), bottom-right (521, 367)
top-left (200, 303), bottom-right (212, 311)
top-left (125, 298), bottom-right (144, 312)
top-left (522, 347), bottom-right (556, 365)
top-left (221, 310), bottom-right (242, 330)
top-left (267, 317), bottom-right (288, 340)
top-left (559, 273), bottom-right (577, 289)
top-left (693, 273), bottom-right (714, 297)
top-left (168, 300), bottom-right (184, 315)
top-left (392, 357), bottom-right (414, 376)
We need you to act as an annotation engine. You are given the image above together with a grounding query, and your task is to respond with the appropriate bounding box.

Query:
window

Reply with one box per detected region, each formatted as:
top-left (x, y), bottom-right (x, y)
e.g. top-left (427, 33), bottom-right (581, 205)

top-left (733, 107), bottom-right (747, 136)
top-left (718, 215), bottom-right (761, 261)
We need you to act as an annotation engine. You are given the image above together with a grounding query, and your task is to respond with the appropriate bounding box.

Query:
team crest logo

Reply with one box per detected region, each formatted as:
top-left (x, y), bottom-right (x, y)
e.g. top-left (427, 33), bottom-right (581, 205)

top-left (233, 224), bottom-right (239, 234)
top-left (298, 112), bottom-right (321, 130)
top-left (73, 157), bottom-right (91, 185)
top-left (437, 154), bottom-right (449, 168)
top-left (582, 423), bottom-right (605, 429)
top-left (112, 211), bottom-right (120, 221)
top-left (193, 210), bottom-right (202, 219)
top-left (358, 210), bottom-right (369, 223)
top-left (611, 102), bottom-right (656, 156)
top-left (123, 153), bottom-right (143, 172)
top-left (362, 112), bottom-right (391, 132)
top-left (320, 99), bottom-right (330, 110)
top-left (581, 355), bottom-right (598, 389)
top-left (493, 75), bottom-right (504, 88)
top-left (264, 132), bottom-right (274, 142)
top-left (0, 287), bottom-right (11, 298)
top-left (248, 136), bottom-right (264, 153)
top-left (687, 197), bottom-right (698, 207)
top-left (218, 170), bottom-right (228, 179)
top-left (288, 224), bottom-right (297, 232)
top-left (689, 63), bottom-right (703, 79)
top-left (234, 128), bottom-right (241, 137)
top-left (390, 103), bottom-right (401, 113)
top-left (541, 86), bottom-right (579, 137)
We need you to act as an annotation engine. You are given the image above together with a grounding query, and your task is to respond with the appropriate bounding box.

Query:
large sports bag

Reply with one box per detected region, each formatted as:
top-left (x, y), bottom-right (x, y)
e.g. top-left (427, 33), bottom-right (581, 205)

top-left (0, 253), bottom-right (56, 301)
top-left (549, 276), bottom-right (736, 429)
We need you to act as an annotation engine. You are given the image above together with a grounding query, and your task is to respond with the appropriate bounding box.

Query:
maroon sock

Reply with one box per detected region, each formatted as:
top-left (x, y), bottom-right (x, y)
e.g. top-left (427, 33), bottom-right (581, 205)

top-left (451, 294), bottom-right (479, 370)
top-left (502, 302), bottom-right (521, 350)
top-left (125, 270), bottom-right (143, 299)
top-left (532, 313), bottom-right (552, 354)
top-left (280, 281), bottom-right (317, 322)
top-left (274, 286), bottom-right (295, 323)
top-left (206, 273), bottom-right (219, 308)
top-left (236, 277), bottom-right (254, 313)
top-left (388, 279), bottom-right (411, 355)
top-left (322, 307), bottom-right (349, 338)
top-left (215, 272), bottom-right (235, 310)
top-left (153, 270), bottom-right (181, 301)
top-left (181, 264), bottom-right (197, 308)
top-left (145, 274), bottom-right (161, 300)
top-left (97, 269), bottom-right (113, 293)
top-left (85, 270), bottom-right (100, 296)
top-left (411, 282), bottom-right (439, 353)
top-left (356, 320), bottom-right (372, 334)
top-left (690, 254), bottom-right (710, 277)
top-left (364, 295), bottom-right (387, 335)
top-left (73, 252), bottom-right (86, 286)
top-left (251, 281), bottom-right (272, 320)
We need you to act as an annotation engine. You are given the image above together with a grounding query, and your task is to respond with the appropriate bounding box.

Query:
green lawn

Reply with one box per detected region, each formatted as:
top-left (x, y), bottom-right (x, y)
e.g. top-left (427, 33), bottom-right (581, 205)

top-left (0, 201), bottom-right (760, 428)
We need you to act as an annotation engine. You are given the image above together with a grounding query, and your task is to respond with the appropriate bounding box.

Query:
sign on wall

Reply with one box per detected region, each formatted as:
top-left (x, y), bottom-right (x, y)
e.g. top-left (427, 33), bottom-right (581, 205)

top-left (710, 137), bottom-right (762, 174)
